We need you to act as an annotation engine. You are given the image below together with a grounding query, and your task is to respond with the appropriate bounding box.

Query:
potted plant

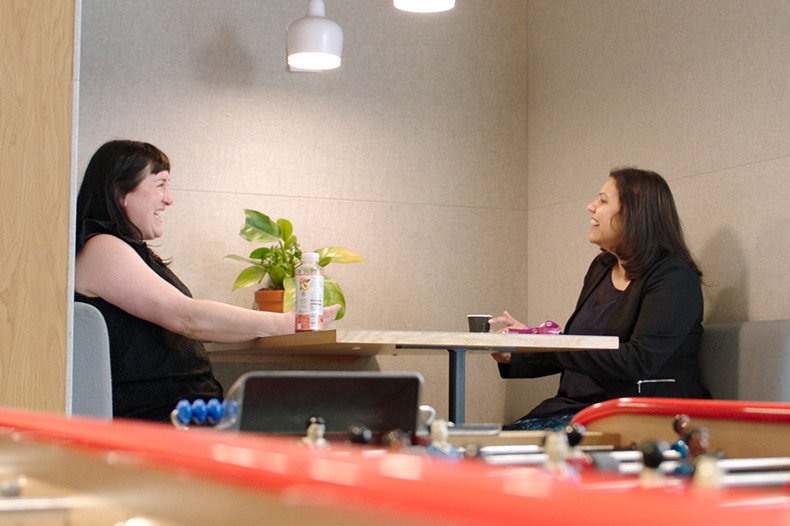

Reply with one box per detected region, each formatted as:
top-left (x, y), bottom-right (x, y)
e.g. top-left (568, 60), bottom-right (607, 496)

top-left (226, 209), bottom-right (364, 320)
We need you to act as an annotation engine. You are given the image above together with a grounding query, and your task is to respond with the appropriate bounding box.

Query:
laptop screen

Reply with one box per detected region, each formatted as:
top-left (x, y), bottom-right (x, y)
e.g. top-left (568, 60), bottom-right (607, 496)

top-left (230, 371), bottom-right (424, 436)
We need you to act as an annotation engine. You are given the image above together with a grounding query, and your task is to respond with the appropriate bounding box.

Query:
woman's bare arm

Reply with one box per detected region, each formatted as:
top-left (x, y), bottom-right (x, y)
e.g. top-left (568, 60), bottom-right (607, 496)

top-left (75, 234), bottom-right (339, 342)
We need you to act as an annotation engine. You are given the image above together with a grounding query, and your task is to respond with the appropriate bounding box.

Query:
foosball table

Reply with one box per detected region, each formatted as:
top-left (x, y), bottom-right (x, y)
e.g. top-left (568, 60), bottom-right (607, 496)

top-left (3, 385), bottom-right (790, 525)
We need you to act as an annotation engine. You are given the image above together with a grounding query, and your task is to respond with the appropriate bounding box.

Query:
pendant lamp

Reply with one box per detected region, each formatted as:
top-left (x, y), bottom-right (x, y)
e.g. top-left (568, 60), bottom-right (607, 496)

top-left (394, 0), bottom-right (455, 13)
top-left (286, 0), bottom-right (343, 72)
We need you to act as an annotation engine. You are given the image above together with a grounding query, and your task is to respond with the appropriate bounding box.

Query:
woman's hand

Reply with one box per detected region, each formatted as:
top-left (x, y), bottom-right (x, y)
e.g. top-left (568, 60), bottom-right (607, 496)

top-left (491, 351), bottom-right (512, 364)
top-left (323, 304), bottom-right (341, 329)
top-left (277, 304), bottom-right (340, 335)
top-left (488, 311), bottom-right (524, 365)
top-left (489, 310), bottom-right (526, 331)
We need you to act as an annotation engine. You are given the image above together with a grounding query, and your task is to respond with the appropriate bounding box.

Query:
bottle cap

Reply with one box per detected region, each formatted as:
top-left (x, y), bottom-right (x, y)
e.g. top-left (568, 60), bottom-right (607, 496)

top-left (302, 252), bottom-right (319, 264)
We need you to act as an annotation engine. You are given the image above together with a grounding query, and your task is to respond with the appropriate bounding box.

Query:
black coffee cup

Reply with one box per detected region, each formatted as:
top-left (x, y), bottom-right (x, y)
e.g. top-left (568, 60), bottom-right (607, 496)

top-left (467, 314), bottom-right (491, 333)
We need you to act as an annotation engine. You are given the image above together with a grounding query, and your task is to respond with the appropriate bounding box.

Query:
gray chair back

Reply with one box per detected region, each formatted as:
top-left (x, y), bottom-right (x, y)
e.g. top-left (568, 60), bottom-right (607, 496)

top-left (72, 302), bottom-right (112, 419)
top-left (699, 320), bottom-right (790, 401)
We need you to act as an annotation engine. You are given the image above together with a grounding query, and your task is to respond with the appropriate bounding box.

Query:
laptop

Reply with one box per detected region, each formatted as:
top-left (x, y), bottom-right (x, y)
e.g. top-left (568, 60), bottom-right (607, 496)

top-left (221, 370), bottom-right (424, 438)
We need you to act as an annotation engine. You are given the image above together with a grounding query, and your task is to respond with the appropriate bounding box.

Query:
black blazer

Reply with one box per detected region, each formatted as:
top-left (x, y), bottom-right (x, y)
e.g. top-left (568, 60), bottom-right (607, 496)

top-left (501, 252), bottom-right (710, 401)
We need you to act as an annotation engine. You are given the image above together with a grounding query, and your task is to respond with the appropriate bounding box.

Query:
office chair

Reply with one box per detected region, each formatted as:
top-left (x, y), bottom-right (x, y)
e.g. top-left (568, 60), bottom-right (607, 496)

top-left (72, 302), bottom-right (112, 419)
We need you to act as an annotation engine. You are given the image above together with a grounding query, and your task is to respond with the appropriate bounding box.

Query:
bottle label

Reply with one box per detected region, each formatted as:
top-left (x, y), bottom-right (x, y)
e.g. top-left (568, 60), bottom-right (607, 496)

top-left (295, 272), bottom-right (324, 332)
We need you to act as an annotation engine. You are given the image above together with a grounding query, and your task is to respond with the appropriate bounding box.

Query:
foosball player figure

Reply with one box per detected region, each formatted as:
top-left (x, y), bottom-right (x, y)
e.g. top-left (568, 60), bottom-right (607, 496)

top-left (347, 424), bottom-right (373, 446)
top-left (670, 427), bottom-right (712, 476)
top-left (0, 475), bottom-right (27, 498)
top-left (668, 414), bottom-right (694, 475)
top-left (301, 416), bottom-right (329, 449)
top-left (543, 430), bottom-right (572, 476)
top-left (426, 419), bottom-right (463, 460)
top-left (639, 440), bottom-right (669, 488)
top-left (382, 429), bottom-right (413, 451)
top-left (684, 427), bottom-right (710, 460)
top-left (563, 422), bottom-right (593, 470)
top-left (691, 453), bottom-right (725, 490)
top-left (671, 414), bottom-right (691, 454)
top-left (673, 414), bottom-right (691, 438)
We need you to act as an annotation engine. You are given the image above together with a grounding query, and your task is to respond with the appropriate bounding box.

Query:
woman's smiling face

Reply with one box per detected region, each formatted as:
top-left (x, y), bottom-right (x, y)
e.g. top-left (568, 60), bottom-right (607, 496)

top-left (587, 177), bottom-right (623, 253)
top-left (121, 166), bottom-right (173, 240)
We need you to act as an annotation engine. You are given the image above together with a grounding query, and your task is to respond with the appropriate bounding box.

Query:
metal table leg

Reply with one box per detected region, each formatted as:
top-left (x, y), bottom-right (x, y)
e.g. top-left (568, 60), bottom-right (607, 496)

top-left (448, 348), bottom-right (466, 424)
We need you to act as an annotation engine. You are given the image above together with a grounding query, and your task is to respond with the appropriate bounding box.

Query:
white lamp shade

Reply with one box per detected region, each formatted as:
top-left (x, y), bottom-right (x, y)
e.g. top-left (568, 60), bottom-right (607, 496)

top-left (394, 0), bottom-right (455, 13)
top-left (287, 0), bottom-right (343, 71)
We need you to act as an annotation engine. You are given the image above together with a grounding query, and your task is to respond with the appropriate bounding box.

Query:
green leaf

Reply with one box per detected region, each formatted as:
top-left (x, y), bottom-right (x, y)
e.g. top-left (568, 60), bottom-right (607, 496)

top-left (283, 277), bottom-right (296, 312)
top-left (277, 218), bottom-right (294, 242)
top-left (323, 277), bottom-right (346, 320)
top-left (231, 266), bottom-right (266, 290)
top-left (268, 266), bottom-right (289, 289)
top-left (314, 247), bottom-right (366, 266)
top-left (283, 236), bottom-right (298, 250)
top-left (248, 247), bottom-right (272, 260)
top-left (240, 209), bottom-right (280, 244)
top-left (225, 254), bottom-right (260, 265)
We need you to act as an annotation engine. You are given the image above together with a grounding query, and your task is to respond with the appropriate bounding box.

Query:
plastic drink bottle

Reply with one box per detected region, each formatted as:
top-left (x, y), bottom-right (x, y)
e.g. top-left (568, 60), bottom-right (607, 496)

top-left (294, 252), bottom-right (324, 332)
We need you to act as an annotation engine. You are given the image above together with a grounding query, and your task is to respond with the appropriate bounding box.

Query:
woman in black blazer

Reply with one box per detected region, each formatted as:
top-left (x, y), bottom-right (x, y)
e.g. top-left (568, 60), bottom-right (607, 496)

top-left (492, 168), bottom-right (709, 431)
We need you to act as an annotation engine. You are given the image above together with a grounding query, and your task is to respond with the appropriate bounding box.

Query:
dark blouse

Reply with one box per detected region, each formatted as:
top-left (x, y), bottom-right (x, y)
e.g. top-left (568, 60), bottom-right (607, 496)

top-left (500, 252), bottom-right (709, 419)
top-left (526, 272), bottom-right (621, 418)
top-left (75, 219), bottom-right (222, 422)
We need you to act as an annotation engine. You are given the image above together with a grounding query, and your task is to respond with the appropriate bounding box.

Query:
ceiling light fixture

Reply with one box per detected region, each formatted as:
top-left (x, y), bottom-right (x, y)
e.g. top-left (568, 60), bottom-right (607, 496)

top-left (286, 0), bottom-right (343, 72)
top-left (394, 0), bottom-right (456, 13)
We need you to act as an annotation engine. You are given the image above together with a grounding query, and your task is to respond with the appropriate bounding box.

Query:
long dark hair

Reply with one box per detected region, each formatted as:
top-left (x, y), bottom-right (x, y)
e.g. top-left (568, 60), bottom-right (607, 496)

top-left (76, 140), bottom-right (170, 244)
top-left (608, 167), bottom-right (702, 280)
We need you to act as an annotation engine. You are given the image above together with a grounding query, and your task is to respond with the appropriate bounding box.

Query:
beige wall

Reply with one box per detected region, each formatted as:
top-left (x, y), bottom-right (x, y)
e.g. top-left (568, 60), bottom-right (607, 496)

top-left (75, 1), bottom-right (790, 425)
top-left (77, 1), bottom-right (528, 423)
top-left (511, 0), bottom-right (790, 421)
top-left (0, 0), bottom-right (75, 412)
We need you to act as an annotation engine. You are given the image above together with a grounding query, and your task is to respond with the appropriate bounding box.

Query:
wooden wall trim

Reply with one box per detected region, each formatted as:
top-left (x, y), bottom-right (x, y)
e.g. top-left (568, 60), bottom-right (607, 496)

top-left (0, 0), bottom-right (75, 412)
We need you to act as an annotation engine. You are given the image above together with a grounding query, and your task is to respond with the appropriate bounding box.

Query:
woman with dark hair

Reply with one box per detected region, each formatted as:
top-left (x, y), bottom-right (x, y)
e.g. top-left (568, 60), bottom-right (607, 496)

top-left (491, 168), bottom-right (709, 430)
top-left (75, 140), bottom-right (340, 422)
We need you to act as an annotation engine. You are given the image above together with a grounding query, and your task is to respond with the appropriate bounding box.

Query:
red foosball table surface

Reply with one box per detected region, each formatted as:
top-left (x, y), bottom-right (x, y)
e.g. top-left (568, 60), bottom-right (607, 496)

top-left (0, 405), bottom-right (788, 525)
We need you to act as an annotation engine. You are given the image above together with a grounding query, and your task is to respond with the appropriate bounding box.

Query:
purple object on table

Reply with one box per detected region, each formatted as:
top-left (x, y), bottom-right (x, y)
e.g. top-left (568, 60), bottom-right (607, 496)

top-left (507, 320), bottom-right (561, 335)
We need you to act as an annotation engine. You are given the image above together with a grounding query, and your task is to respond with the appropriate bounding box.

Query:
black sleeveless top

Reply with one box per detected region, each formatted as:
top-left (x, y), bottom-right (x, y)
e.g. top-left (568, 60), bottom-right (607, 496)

top-left (525, 271), bottom-right (622, 418)
top-left (75, 219), bottom-right (223, 422)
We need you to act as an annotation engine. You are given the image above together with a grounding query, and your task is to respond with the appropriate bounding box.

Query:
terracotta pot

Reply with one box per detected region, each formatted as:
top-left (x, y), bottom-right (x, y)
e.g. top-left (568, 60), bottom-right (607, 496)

top-left (253, 289), bottom-right (285, 312)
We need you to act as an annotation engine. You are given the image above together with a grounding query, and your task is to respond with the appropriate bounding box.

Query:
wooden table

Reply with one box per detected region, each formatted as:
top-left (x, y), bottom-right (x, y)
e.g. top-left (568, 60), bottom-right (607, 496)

top-left (207, 329), bottom-right (619, 424)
